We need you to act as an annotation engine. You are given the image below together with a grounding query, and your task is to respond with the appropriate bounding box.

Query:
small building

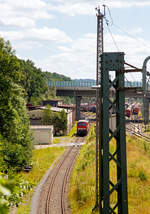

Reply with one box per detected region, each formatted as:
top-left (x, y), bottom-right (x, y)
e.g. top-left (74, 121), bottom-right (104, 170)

top-left (28, 106), bottom-right (74, 135)
top-left (30, 125), bottom-right (53, 145)
top-left (42, 99), bottom-right (63, 107)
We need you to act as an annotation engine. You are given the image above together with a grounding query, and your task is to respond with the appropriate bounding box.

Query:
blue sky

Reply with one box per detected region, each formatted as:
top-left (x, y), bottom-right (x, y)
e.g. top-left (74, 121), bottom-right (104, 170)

top-left (0, 0), bottom-right (150, 81)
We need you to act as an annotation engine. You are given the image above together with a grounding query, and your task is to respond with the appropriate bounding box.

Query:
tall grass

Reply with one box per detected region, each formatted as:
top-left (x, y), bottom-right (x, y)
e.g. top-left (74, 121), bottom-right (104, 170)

top-left (15, 147), bottom-right (65, 213)
top-left (68, 122), bottom-right (77, 137)
top-left (69, 128), bottom-right (150, 214)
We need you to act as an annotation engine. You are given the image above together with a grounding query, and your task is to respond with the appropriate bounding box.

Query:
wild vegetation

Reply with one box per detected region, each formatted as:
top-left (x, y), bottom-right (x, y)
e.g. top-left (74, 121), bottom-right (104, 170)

top-left (15, 147), bottom-right (65, 214)
top-left (0, 37), bottom-right (33, 171)
top-left (42, 105), bottom-right (68, 135)
top-left (0, 36), bottom-right (71, 213)
top-left (0, 37), bottom-right (33, 213)
top-left (69, 126), bottom-right (150, 214)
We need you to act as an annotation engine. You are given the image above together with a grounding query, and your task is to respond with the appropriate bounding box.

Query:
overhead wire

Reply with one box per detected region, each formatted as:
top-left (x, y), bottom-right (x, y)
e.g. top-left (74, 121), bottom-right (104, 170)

top-left (104, 5), bottom-right (138, 83)
top-left (113, 23), bottom-right (150, 50)
top-left (104, 17), bottom-right (120, 52)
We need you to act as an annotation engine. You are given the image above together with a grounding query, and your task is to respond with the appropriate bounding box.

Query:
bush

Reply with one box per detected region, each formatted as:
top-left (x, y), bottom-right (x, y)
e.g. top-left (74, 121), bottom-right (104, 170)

top-left (42, 105), bottom-right (67, 135)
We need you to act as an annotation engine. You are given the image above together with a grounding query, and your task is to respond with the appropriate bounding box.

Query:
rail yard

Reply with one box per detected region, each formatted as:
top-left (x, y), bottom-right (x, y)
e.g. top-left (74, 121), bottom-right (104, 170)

top-left (1, 2), bottom-right (150, 214)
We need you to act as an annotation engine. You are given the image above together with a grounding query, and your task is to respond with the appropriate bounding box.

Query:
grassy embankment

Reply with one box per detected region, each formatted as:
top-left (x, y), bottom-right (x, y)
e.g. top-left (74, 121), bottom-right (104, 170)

top-left (15, 147), bottom-right (65, 214)
top-left (14, 122), bottom-right (78, 214)
top-left (69, 125), bottom-right (150, 214)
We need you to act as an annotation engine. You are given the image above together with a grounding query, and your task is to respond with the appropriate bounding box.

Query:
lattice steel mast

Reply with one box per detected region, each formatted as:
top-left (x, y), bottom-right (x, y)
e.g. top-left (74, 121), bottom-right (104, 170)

top-left (94, 5), bottom-right (105, 210)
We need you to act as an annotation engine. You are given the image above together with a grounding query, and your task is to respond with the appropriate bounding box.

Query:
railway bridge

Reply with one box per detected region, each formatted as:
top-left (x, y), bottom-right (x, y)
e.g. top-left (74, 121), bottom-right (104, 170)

top-left (48, 80), bottom-right (150, 120)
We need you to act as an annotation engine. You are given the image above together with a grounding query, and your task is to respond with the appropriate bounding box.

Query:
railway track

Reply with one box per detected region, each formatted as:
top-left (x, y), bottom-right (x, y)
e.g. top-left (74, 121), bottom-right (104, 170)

top-left (126, 122), bottom-right (150, 141)
top-left (37, 137), bottom-right (84, 214)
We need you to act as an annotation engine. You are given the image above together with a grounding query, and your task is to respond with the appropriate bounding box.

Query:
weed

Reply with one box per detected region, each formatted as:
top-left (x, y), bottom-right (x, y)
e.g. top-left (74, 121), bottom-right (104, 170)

top-left (15, 147), bottom-right (65, 213)
top-left (138, 170), bottom-right (147, 181)
top-left (144, 142), bottom-right (148, 152)
top-left (69, 127), bottom-right (150, 214)
top-left (68, 122), bottom-right (77, 137)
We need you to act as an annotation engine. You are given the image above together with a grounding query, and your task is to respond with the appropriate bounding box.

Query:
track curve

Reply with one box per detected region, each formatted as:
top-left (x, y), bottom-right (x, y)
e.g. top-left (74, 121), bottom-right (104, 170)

top-left (37, 137), bottom-right (83, 214)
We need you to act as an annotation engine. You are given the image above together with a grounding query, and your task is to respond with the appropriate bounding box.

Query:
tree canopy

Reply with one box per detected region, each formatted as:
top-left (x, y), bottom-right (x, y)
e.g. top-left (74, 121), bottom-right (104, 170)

top-left (0, 37), bottom-right (32, 171)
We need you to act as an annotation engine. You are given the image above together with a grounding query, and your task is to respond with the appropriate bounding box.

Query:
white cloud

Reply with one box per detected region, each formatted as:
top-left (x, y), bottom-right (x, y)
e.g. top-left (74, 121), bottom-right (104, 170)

top-left (0, 0), bottom-right (53, 28)
top-left (0, 17), bottom-right (35, 28)
top-left (47, 0), bottom-right (150, 16)
top-left (107, 0), bottom-right (150, 8)
top-left (34, 32), bottom-right (150, 81)
top-left (0, 27), bottom-right (72, 46)
top-left (0, 0), bottom-right (46, 10)
top-left (35, 33), bottom-right (96, 79)
top-left (48, 2), bottom-right (95, 16)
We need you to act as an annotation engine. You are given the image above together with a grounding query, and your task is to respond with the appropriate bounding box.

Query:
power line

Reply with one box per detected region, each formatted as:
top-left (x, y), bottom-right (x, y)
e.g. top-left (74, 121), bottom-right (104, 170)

top-left (113, 22), bottom-right (150, 51)
top-left (104, 4), bottom-right (150, 52)
top-left (104, 18), bottom-right (120, 52)
top-left (104, 5), bottom-right (143, 83)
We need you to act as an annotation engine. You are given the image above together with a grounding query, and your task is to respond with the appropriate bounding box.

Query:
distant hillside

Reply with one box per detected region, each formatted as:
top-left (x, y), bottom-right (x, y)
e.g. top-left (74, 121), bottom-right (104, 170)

top-left (43, 71), bottom-right (71, 82)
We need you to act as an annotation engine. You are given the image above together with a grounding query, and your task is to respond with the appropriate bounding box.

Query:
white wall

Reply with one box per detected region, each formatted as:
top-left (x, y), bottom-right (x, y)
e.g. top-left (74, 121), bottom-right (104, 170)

top-left (30, 126), bottom-right (53, 144)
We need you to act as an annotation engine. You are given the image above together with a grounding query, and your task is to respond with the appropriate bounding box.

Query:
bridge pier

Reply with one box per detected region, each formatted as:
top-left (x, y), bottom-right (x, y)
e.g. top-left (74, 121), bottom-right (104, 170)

top-left (75, 96), bottom-right (82, 121)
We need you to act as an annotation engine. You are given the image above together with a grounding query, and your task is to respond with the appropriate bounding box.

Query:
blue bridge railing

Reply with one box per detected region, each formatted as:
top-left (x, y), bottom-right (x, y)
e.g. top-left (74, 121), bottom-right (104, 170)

top-left (48, 80), bottom-right (144, 88)
top-left (48, 80), bottom-right (97, 87)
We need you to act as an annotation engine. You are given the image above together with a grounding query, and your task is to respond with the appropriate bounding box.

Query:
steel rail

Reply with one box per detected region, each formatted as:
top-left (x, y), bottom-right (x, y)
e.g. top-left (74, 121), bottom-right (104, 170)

top-left (45, 146), bottom-right (74, 214)
top-left (61, 145), bottom-right (81, 214)
top-left (126, 123), bottom-right (150, 141)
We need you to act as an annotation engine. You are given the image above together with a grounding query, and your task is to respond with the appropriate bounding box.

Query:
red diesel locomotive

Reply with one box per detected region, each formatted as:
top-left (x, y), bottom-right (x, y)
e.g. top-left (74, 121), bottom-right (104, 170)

top-left (77, 120), bottom-right (89, 136)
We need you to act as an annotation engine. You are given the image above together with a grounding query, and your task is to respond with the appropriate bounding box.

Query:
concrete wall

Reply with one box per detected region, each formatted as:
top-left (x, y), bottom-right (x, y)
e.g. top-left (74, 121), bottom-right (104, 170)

top-left (30, 125), bottom-right (53, 144)
top-left (67, 111), bottom-right (73, 134)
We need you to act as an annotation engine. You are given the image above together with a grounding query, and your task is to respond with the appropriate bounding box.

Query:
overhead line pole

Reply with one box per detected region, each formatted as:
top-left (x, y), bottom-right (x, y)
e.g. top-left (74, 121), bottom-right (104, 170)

top-left (93, 5), bottom-right (105, 211)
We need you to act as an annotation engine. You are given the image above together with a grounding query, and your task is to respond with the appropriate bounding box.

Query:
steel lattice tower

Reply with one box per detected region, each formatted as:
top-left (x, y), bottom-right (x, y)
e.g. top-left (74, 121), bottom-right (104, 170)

top-left (95, 7), bottom-right (128, 214)
top-left (99, 52), bottom-right (128, 214)
top-left (94, 6), bottom-right (104, 210)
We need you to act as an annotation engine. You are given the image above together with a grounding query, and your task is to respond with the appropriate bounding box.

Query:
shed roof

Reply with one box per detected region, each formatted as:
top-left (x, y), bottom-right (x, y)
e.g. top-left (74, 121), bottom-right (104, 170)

top-left (30, 125), bottom-right (53, 130)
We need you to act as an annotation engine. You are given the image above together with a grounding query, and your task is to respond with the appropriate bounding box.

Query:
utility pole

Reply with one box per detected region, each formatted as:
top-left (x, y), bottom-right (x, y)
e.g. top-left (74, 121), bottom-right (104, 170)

top-left (93, 5), bottom-right (105, 211)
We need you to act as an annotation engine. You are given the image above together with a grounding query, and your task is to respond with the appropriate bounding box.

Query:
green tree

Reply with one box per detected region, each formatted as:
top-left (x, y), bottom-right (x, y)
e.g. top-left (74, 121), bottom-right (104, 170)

top-left (41, 105), bottom-right (53, 125)
top-left (53, 110), bottom-right (67, 135)
top-left (41, 106), bottom-right (67, 135)
top-left (0, 37), bottom-right (32, 170)
top-left (19, 59), bottom-right (48, 104)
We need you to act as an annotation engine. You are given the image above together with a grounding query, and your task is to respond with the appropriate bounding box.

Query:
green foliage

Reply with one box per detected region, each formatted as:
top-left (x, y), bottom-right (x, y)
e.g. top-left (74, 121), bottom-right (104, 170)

top-left (0, 38), bottom-right (21, 84)
top-left (69, 130), bottom-right (150, 214)
top-left (0, 172), bottom-right (33, 214)
top-left (53, 110), bottom-right (67, 135)
top-left (41, 105), bottom-right (53, 125)
top-left (0, 175), bottom-right (12, 214)
top-left (61, 96), bottom-right (71, 104)
top-left (19, 59), bottom-right (49, 104)
top-left (69, 138), bottom-right (96, 213)
top-left (43, 71), bottom-right (71, 82)
top-left (0, 37), bottom-right (33, 171)
top-left (68, 122), bottom-right (77, 137)
top-left (8, 174), bottom-right (32, 207)
top-left (18, 60), bottom-right (72, 105)
top-left (41, 105), bottom-right (67, 135)
top-left (16, 147), bottom-right (65, 213)
top-left (86, 124), bottom-right (95, 143)
top-left (0, 85), bottom-right (32, 170)
top-left (138, 170), bottom-right (147, 181)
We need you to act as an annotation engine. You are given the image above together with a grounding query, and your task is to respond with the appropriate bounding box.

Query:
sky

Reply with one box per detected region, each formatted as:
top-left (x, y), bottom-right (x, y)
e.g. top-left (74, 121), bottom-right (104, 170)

top-left (0, 0), bottom-right (150, 81)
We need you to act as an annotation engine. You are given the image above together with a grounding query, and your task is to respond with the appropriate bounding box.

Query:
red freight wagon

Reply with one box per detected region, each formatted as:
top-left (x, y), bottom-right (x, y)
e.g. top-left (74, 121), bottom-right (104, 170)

top-left (125, 108), bottom-right (131, 117)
